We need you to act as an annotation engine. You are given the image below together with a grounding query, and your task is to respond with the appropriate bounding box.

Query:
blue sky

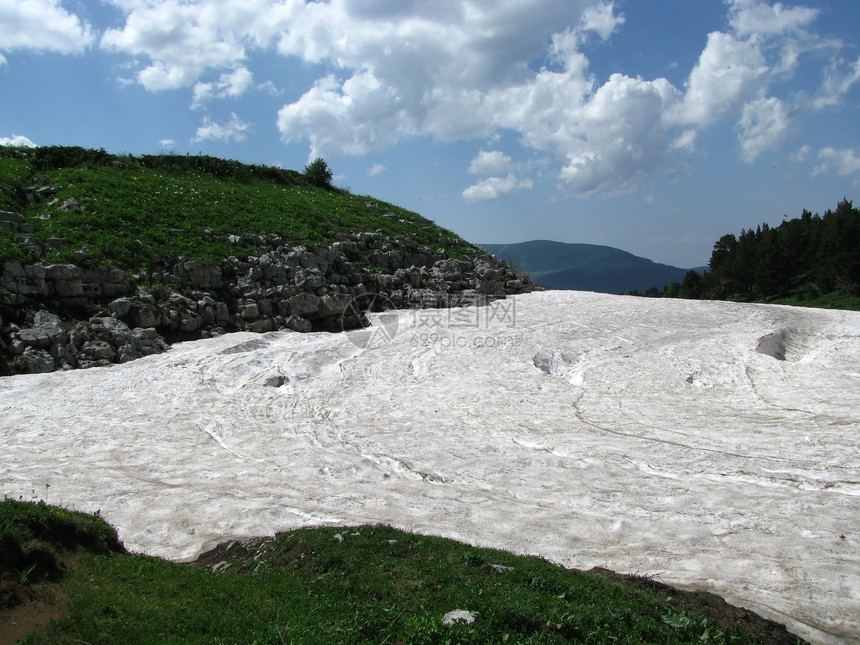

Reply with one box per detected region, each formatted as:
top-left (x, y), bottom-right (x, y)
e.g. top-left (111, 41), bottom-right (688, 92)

top-left (2, 0), bottom-right (859, 268)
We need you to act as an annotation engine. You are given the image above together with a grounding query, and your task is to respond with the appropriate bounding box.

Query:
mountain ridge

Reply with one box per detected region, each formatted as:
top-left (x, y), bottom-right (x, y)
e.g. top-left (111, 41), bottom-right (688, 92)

top-left (482, 239), bottom-right (696, 294)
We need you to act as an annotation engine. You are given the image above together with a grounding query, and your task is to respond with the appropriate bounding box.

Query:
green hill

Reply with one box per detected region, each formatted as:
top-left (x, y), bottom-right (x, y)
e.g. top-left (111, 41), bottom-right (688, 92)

top-left (482, 240), bottom-right (691, 294)
top-left (0, 145), bottom-right (480, 268)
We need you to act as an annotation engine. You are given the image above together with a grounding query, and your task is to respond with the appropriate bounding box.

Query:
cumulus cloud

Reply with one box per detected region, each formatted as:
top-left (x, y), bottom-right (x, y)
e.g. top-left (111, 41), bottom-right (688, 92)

top-left (669, 31), bottom-right (768, 129)
top-left (564, 75), bottom-right (677, 195)
top-left (814, 147), bottom-right (860, 180)
top-left (192, 66), bottom-right (254, 107)
top-left (101, 0), bottom-right (254, 91)
top-left (275, 0), bottom-right (601, 157)
top-left (737, 96), bottom-right (792, 162)
top-left (368, 163), bottom-right (386, 177)
top-left (91, 0), bottom-right (853, 194)
top-left (192, 113), bottom-right (250, 143)
top-left (0, 0), bottom-right (94, 58)
top-left (462, 174), bottom-right (533, 203)
top-left (272, 0), bottom-right (779, 195)
top-left (0, 134), bottom-right (37, 147)
top-left (577, 1), bottom-right (625, 42)
top-left (468, 151), bottom-right (512, 176)
top-left (276, 71), bottom-right (418, 159)
top-left (728, 0), bottom-right (818, 37)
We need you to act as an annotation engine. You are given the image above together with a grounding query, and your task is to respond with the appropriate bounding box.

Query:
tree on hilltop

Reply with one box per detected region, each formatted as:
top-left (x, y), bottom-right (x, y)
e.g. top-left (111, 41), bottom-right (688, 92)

top-left (303, 157), bottom-right (333, 189)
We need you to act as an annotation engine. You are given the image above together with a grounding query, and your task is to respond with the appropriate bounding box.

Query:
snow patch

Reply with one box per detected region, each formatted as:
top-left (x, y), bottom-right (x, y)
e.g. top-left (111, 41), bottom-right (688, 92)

top-left (1, 292), bottom-right (857, 644)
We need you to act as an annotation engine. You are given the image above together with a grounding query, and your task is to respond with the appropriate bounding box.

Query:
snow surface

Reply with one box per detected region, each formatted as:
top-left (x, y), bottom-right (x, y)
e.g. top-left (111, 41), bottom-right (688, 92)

top-left (1, 292), bottom-right (858, 643)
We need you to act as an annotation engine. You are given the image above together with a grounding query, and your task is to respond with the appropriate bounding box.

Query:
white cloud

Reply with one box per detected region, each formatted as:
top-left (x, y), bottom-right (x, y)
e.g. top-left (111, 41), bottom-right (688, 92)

top-left (0, 134), bottom-right (37, 147)
top-left (814, 147), bottom-right (860, 180)
top-left (368, 163), bottom-right (386, 176)
top-left (548, 74), bottom-right (679, 196)
top-left (737, 96), bottom-right (792, 162)
top-left (669, 31), bottom-right (768, 129)
top-left (94, 0), bottom-right (855, 196)
top-left (276, 70), bottom-right (418, 159)
top-left (728, 0), bottom-right (818, 37)
top-left (577, 1), bottom-right (624, 42)
top-left (192, 113), bottom-right (250, 143)
top-left (101, 0), bottom-right (254, 91)
top-left (257, 80), bottom-right (281, 97)
top-left (275, 0), bottom-right (600, 157)
top-left (462, 174), bottom-right (533, 203)
top-left (814, 56), bottom-right (860, 110)
top-left (468, 150), bottom-right (512, 176)
top-left (793, 144), bottom-right (812, 162)
top-left (672, 129), bottom-right (697, 152)
top-left (0, 0), bottom-right (94, 56)
top-left (192, 66), bottom-right (254, 107)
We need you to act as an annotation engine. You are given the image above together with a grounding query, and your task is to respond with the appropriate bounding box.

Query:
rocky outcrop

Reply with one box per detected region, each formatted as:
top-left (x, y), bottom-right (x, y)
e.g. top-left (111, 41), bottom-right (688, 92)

top-left (1, 231), bottom-right (536, 375)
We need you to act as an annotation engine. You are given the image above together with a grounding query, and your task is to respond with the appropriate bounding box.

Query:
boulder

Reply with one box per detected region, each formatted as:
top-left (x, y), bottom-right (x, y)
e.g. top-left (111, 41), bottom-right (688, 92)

top-left (13, 347), bottom-right (56, 373)
top-left (15, 310), bottom-right (66, 349)
top-left (283, 292), bottom-right (320, 318)
top-left (285, 315), bottom-right (312, 333)
top-left (77, 340), bottom-right (116, 365)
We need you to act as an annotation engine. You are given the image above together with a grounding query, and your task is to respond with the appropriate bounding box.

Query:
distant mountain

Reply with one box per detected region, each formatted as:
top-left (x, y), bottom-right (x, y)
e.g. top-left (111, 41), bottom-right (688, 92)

top-left (482, 240), bottom-right (693, 294)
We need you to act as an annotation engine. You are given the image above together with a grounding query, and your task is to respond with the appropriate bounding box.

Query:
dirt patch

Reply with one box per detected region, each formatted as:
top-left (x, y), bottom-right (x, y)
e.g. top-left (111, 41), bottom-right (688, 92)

top-left (0, 567), bottom-right (67, 645)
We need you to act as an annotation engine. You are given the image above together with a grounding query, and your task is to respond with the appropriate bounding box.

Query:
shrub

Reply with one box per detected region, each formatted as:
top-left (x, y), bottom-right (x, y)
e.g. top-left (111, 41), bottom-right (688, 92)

top-left (303, 157), bottom-right (333, 188)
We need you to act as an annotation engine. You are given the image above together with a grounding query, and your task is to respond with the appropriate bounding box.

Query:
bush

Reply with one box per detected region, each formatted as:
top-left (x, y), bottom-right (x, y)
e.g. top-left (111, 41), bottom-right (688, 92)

top-left (303, 157), bottom-right (333, 188)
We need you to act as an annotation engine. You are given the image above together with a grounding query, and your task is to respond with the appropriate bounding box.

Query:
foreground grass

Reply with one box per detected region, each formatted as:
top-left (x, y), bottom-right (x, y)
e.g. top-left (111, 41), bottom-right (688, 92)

top-left (0, 145), bottom-right (481, 268)
top-left (1, 500), bottom-right (804, 644)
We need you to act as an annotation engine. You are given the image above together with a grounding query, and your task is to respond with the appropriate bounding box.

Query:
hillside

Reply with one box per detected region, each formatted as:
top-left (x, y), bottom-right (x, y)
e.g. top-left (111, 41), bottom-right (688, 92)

top-left (0, 145), bottom-right (534, 374)
top-left (482, 240), bottom-right (691, 294)
top-left (0, 146), bottom-right (483, 267)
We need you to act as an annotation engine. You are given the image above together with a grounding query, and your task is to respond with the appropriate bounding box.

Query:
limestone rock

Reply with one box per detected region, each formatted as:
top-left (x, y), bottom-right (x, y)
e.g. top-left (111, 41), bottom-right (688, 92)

top-left (0, 230), bottom-right (536, 374)
top-left (13, 347), bottom-right (56, 373)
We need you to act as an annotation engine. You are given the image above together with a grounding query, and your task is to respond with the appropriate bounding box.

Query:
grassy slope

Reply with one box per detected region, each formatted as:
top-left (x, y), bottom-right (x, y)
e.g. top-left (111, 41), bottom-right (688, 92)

top-left (0, 146), bottom-right (482, 269)
top-left (1, 500), bottom-right (804, 644)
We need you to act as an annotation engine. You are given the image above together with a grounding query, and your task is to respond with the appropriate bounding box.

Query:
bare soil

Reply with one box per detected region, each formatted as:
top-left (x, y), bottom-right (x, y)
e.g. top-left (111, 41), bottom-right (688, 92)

top-left (0, 568), bottom-right (66, 645)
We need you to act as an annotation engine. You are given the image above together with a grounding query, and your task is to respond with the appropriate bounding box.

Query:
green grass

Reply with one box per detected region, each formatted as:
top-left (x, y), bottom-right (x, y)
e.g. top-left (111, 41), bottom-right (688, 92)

top-left (2, 499), bottom-right (803, 644)
top-left (0, 498), bottom-right (121, 585)
top-left (0, 146), bottom-right (482, 269)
